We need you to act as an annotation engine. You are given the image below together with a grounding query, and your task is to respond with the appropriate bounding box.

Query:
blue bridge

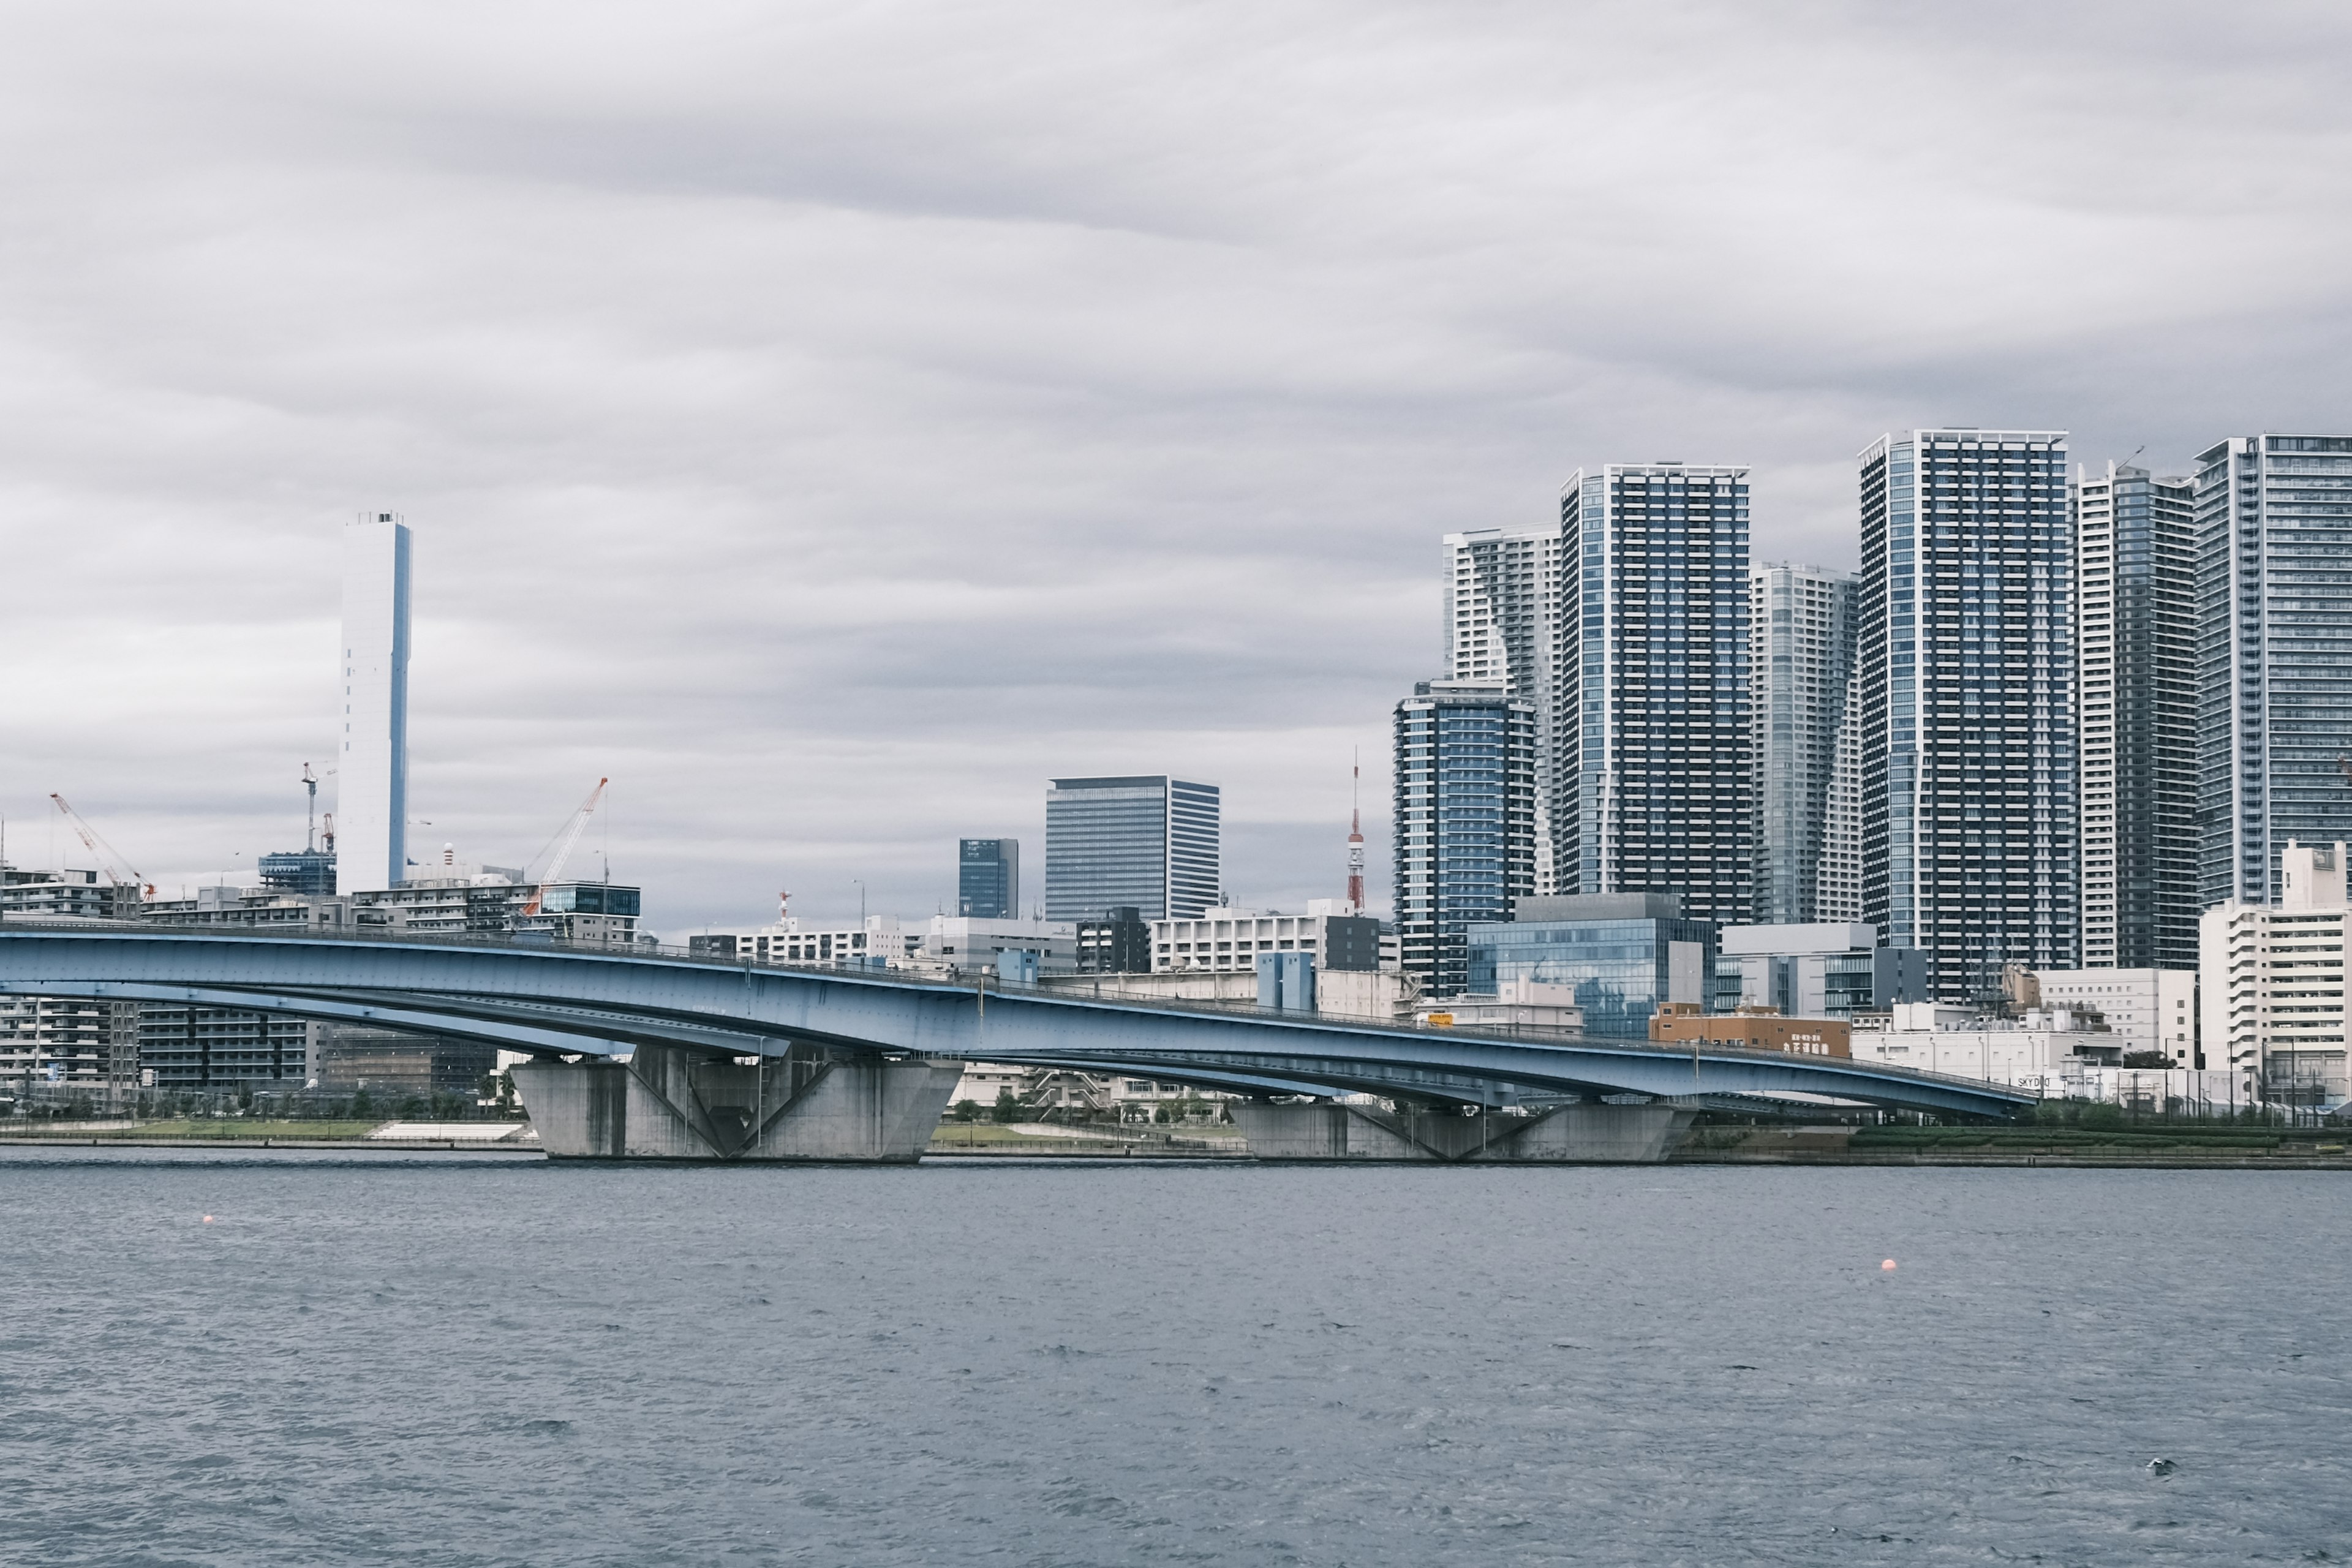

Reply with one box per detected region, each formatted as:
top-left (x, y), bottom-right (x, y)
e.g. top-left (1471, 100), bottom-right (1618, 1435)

top-left (0, 925), bottom-right (2034, 1162)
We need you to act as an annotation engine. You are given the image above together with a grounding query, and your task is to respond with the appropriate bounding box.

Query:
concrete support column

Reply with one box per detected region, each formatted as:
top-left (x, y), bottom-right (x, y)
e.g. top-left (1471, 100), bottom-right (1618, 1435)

top-left (514, 1042), bottom-right (962, 1162)
top-left (1230, 1101), bottom-right (1695, 1163)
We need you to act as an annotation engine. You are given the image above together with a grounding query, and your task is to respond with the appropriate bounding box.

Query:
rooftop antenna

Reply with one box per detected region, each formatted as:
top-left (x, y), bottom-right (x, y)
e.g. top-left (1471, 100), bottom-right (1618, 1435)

top-left (1346, 750), bottom-right (1366, 914)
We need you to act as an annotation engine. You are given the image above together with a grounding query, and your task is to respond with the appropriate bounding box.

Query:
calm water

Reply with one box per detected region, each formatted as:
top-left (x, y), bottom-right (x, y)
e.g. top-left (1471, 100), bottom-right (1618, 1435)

top-left (2, 1150), bottom-right (2348, 1566)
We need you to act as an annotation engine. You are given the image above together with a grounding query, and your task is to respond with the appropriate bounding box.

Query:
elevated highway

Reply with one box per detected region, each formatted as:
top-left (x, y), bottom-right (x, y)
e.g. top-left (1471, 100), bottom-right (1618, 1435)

top-left (0, 924), bottom-right (2035, 1161)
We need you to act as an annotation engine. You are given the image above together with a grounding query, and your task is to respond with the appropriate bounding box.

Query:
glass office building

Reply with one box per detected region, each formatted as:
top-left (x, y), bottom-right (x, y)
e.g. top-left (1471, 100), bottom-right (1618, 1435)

top-left (2195, 434), bottom-right (2352, 908)
top-left (1466, 893), bottom-right (1716, 1038)
top-left (2073, 462), bottom-right (2198, 969)
top-left (1552, 462), bottom-right (1753, 922)
top-left (1044, 777), bottom-right (1219, 922)
top-left (1858, 429), bottom-right (2077, 1002)
top-left (1393, 680), bottom-right (1538, 997)
top-left (957, 838), bottom-right (1020, 919)
top-left (1751, 563), bottom-right (1860, 924)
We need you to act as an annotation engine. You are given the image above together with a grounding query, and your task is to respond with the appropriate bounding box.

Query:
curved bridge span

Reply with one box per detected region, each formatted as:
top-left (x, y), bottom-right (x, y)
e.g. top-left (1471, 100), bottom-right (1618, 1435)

top-left (0, 925), bottom-right (2032, 1161)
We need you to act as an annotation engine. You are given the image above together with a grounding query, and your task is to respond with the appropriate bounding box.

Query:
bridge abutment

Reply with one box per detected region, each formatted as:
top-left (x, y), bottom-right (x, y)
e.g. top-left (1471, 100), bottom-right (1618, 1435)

top-left (514, 1043), bottom-right (961, 1162)
top-left (1230, 1101), bottom-right (1695, 1163)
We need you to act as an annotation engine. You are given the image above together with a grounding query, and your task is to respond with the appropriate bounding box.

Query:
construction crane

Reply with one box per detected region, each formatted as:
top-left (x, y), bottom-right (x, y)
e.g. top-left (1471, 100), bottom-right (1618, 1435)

top-left (522, 778), bottom-right (609, 916)
top-left (48, 794), bottom-right (154, 900)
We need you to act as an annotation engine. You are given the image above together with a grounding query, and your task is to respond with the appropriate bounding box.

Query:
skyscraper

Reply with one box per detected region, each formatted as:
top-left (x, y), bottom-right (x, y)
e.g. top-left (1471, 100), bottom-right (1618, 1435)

top-left (2073, 461), bottom-right (2198, 968)
top-left (957, 839), bottom-right (1020, 919)
top-left (1751, 564), bottom-right (1859, 925)
top-left (1393, 679), bottom-right (1537, 997)
top-left (1044, 777), bottom-right (1218, 922)
top-left (1443, 525), bottom-right (1562, 891)
top-left (2195, 435), bottom-right (2352, 908)
top-left (338, 512), bottom-right (412, 895)
top-left (1552, 462), bottom-right (1752, 922)
top-left (1859, 429), bottom-right (2076, 1001)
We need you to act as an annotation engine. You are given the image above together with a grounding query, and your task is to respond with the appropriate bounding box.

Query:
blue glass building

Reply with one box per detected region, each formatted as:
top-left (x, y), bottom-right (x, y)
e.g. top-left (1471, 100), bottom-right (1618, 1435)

top-left (1858, 429), bottom-right (2076, 1002)
top-left (957, 838), bottom-right (1020, 919)
top-left (2195, 435), bottom-right (2352, 907)
top-left (1466, 893), bottom-right (1716, 1038)
top-left (1393, 680), bottom-right (1537, 998)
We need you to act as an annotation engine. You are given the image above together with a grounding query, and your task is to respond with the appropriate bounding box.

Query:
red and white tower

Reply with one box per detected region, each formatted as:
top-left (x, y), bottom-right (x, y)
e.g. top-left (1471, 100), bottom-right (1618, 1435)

top-left (1346, 756), bottom-right (1366, 914)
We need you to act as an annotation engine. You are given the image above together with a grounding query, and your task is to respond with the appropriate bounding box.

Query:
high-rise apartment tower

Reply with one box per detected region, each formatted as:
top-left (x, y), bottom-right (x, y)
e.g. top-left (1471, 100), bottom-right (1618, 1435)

top-left (1552, 462), bottom-right (1753, 922)
top-left (1393, 680), bottom-right (1537, 997)
top-left (1443, 526), bottom-right (1562, 892)
top-left (338, 512), bottom-right (412, 895)
top-left (1859, 429), bottom-right (2077, 1001)
top-left (2195, 435), bottom-right (2352, 908)
top-left (1044, 777), bottom-right (1218, 922)
top-left (1751, 564), bottom-right (1860, 925)
top-left (2073, 461), bottom-right (2198, 968)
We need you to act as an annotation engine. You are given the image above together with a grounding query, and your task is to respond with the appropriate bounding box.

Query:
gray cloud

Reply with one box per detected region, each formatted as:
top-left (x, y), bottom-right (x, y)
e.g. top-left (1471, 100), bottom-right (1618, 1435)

top-left (2, 0), bottom-right (2345, 927)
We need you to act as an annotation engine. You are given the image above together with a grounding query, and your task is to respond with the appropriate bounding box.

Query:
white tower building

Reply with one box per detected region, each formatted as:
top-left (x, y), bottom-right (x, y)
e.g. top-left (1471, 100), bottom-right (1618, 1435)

top-left (1442, 526), bottom-right (1562, 892)
top-left (338, 512), bottom-right (412, 895)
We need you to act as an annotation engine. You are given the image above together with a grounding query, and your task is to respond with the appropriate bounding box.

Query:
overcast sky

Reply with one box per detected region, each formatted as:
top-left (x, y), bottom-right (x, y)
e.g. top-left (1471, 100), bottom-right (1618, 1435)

top-left (2, 0), bottom-right (2346, 930)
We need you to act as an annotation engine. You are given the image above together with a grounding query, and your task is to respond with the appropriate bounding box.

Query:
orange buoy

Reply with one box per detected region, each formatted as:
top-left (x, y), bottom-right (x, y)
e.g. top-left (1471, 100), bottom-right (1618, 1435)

top-left (202, 1215), bottom-right (215, 1224)
top-left (1880, 1258), bottom-right (1897, 1271)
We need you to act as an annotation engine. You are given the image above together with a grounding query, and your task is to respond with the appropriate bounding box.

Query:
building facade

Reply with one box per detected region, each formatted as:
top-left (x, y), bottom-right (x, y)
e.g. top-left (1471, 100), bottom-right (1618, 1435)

top-left (339, 510), bottom-right (412, 895)
top-left (1553, 462), bottom-right (1753, 922)
top-left (1151, 905), bottom-right (1382, 974)
top-left (1715, 922), bottom-right (1924, 1020)
top-left (2196, 435), bottom-right (2352, 908)
top-left (1751, 563), bottom-right (1860, 924)
top-left (0, 997), bottom-right (140, 1109)
top-left (957, 839), bottom-right (1020, 919)
top-left (1393, 680), bottom-right (1539, 997)
top-left (1044, 776), bottom-right (1219, 922)
top-left (1466, 892), bottom-right (1714, 1038)
top-left (138, 1005), bottom-right (312, 1090)
top-left (1, 865), bottom-right (141, 920)
top-left (1858, 429), bottom-right (2078, 1001)
top-left (2199, 840), bottom-right (2349, 1110)
top-left (2073, 462), bottom-right (2198, 970)
top-left (2035, 967), bottom-right (2197, 1066)
top-left (1444, 525), bottom-right (1564, 891)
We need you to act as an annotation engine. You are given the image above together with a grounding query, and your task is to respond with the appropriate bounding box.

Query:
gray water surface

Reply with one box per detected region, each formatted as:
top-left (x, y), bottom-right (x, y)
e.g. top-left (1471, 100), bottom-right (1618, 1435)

top-left (2, 1150), bottom-right (2347, 1566)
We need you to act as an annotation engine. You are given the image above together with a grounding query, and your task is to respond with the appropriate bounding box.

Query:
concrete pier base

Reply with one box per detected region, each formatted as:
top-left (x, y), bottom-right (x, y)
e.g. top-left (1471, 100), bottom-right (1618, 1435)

top-left (513, 1042), bottom-right (962, 1162)
top-left (1230, 1101), bottom-right (1695, 1163)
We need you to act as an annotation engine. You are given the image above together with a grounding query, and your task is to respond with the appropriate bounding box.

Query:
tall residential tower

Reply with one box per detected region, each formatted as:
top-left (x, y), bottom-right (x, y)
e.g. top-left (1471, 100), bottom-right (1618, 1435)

top-left (2195, 435), bottom-right (2352, 908)
top-left (1552, 462), bottom-right (1752, 922)
top-left (1393, 680), bottom-right (1537, 997)
top-left (338, 512), bottom-right (412, 895)
top-left (1443, 525), bottom-right (1562, 891)
top-left (1751, 564), bottom-right (1860, 924)
top-left (2073, 462), bottom-right (2198, 968)
top-left (1859, 429), bottom-right (2077, 1001)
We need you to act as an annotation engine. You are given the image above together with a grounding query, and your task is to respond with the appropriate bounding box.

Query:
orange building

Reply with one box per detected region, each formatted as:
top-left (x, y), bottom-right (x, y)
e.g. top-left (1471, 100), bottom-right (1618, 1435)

top-left (1648, 1003), bottom-right (1850, 1058)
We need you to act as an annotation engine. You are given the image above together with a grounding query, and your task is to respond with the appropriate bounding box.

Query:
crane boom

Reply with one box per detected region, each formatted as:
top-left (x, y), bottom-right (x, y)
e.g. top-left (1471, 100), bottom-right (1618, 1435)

top-left (522, 778), bottom-right (609, 916)
top-left (49, 794), bottom-right (153, 900)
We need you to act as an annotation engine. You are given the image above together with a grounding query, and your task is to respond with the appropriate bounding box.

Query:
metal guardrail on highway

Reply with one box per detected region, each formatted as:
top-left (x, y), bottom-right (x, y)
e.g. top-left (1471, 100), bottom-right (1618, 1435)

top-left (0, 916), bottom-right (2038, 1101)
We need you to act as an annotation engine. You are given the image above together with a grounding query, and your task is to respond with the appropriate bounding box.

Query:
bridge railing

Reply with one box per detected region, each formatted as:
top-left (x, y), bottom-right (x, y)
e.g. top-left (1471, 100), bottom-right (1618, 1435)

top-left (0, 916), bottom-right (2037, 1101)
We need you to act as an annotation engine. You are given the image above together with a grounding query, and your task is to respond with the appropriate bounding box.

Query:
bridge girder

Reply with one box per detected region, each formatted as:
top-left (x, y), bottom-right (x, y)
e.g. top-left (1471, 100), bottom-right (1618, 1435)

top-left (0, 929), bottom-right (2037, 1117)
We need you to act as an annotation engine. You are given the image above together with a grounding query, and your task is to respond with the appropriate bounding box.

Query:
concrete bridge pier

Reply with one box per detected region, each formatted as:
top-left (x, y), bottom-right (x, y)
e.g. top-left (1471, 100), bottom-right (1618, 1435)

top-left (513, 1041), bottom-right (962, 1162)
top-left (1230, 1101), bottom-right (1695, 1163)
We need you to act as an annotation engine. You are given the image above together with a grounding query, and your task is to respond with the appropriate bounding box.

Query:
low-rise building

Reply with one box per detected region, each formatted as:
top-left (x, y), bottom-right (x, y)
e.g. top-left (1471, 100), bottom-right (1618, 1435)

top-left (1419, 979), bottom-right (1583, 1033)
top-left (138, 1004), bottom-right (312, 1090)
top-left (1464, 894), bottom-right (1714, 1039)
top-left (1, 865), bottom-right (141, 920)
top-left (1714, 923), bottom-right (1925, 1019)
top-left (1152, 902), bottom-right (1382, 974)
top-left (2034, 968), bottom-right (2197, 1066)
top-left (690, 913), bottom-right (1077, 976)
top-left (2200, 840), bottom-right (2348, 1110)
top-left (1649, 1003), bottom-right (1850, 1057)
top-left (1038, 963), bottom-right (1421, 1024)
top-left (1849, 1001), bottom-right (2121, 1080)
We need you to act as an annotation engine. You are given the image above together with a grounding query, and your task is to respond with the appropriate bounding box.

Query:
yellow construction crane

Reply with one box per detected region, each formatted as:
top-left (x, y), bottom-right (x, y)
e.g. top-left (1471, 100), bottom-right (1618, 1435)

top-left (48, 793), bottom-right (154, 901)
top-left (522, 778), bottom-right (609, 916)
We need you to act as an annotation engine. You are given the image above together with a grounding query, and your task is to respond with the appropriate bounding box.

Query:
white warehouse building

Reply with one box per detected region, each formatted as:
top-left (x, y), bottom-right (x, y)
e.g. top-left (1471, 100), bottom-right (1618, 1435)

top-left (2200, 840), bottom-right (2350, 1112)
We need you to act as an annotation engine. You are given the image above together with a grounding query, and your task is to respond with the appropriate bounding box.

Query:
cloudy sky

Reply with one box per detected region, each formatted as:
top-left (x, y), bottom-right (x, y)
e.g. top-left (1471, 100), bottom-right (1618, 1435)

top-left (2, 0), bottom-right (2346, 930)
